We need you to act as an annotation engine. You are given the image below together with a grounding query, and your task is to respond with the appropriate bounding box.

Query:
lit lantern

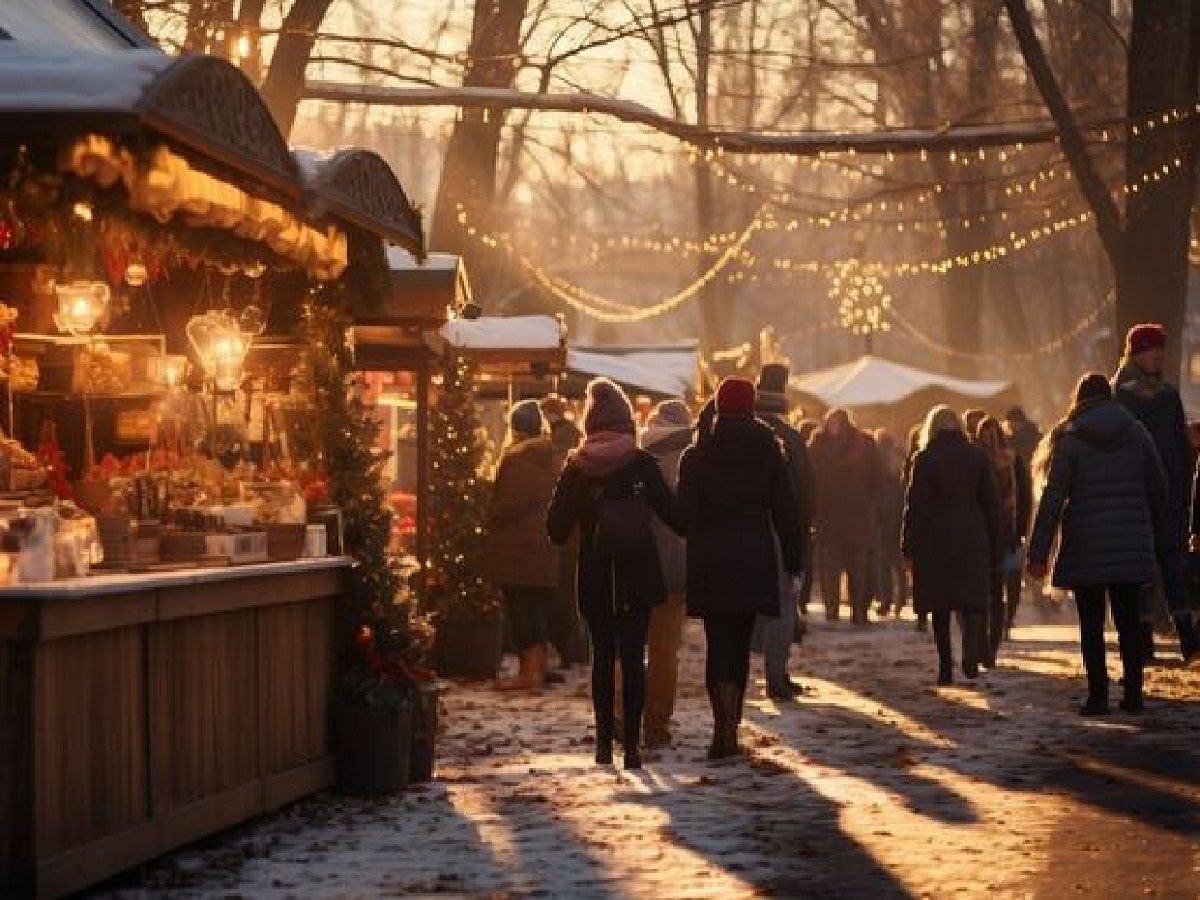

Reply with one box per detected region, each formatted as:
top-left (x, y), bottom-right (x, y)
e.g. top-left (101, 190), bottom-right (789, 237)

top-left (125, 262), bottom-right (149, 287)
top-left (53, 280), bottom-right (110, 336)
top-left (153, 353), bottom-right (188, 389)
top-left (185, 306), bottom-right (264, 392)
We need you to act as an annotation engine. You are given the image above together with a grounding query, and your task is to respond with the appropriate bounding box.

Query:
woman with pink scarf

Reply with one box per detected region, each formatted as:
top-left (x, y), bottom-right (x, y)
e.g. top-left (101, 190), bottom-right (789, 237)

top-left (547, 378), bottom-right (681, 770)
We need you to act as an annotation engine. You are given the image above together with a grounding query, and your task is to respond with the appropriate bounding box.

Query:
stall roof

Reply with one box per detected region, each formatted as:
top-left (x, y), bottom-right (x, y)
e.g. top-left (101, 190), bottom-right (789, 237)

top-left (790, 355), bottom-right (1010, 408)
top-left (441, 315), bottom-right (562, 352)
top-left (0, 0), bottom-right (153, 50)
top-left (567, 343), bottom-right (699, 398)
top-left (295, 148), bottom-right (423, 254)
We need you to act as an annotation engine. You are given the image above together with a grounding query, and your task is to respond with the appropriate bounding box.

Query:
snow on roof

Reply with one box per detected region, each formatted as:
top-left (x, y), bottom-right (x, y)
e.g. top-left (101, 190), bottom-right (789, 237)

top-left (0, 44), bottom-right (170, 111)
top-left (567, 347), bottom-right (697, 398)
top-left (441, 316), bottom-right (561, 351)
top-left (386, 245), bottom-right (457, 272)
top-left (790, 354), bottom-right (1010, 408)
top-left (0, 0), bottom-right (147, 50)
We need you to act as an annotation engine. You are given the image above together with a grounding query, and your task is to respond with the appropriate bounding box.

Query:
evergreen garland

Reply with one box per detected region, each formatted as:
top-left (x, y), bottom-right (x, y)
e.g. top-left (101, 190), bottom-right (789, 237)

top-left (424, 350), bottom-right (501, 626)
top-left (304, 284), bottom-right (431, 701)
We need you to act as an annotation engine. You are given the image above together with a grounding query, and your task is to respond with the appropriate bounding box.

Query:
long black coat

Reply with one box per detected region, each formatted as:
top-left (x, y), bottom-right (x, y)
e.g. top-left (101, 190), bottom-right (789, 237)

top-left (678, 415), bottom-right (805, 618)
top-left (546, 450), bottom-right (680, 620)
top-left (901, 430), bottom-right (1002, 614)
top-left (1028, 400), bottom-right (1166, 589)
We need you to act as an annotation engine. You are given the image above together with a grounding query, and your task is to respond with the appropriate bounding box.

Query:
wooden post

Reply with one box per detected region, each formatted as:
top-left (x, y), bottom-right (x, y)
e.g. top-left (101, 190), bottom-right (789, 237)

top-left (415, 356), bottom-right (430, 572)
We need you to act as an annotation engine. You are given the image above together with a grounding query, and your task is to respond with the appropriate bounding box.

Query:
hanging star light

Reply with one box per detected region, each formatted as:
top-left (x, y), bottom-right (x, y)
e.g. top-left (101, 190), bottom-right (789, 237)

top-left (829, 260), bottom-right (892, 337)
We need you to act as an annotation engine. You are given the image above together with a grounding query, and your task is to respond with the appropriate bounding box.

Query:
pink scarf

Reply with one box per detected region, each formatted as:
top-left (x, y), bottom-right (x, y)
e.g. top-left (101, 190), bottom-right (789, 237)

top-left (572, 431), bottom-right (637, 477)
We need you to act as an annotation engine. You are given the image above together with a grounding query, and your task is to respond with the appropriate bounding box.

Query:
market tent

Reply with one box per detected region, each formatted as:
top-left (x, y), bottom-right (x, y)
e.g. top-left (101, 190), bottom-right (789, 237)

top-left (790, 354), bottom-right (1015, 427)
top-left (440, 315), bottom-right (562, 354)
top-left (566, 344), bottom-right (699, 399)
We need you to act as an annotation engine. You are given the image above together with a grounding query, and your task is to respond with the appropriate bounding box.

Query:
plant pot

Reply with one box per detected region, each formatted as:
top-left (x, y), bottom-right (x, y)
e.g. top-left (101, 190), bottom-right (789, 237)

top-left (434, 615), bottom-right (503, 680)
top-left (409, 681), bottom-right (441, 783)
top-left (333, 700), bottom-right (413, 796)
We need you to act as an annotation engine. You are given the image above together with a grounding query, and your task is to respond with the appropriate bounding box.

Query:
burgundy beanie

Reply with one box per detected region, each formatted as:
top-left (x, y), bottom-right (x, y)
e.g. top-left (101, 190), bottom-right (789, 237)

top-left (716, 377), bottom-right (756, 418)
top-left (1125, 323), bottom-right (1166, 357)
top-left (583, 377), bottom-right (635, 435)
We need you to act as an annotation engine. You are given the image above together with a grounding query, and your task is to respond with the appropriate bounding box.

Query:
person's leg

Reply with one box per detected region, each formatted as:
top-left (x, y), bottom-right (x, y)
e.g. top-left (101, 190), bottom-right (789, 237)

top-left (498, 585), bottom-right (539, 689)
top-left (1073, 586), bottom-right (1109, 713)
top-left (586, 609), bottom-right (618, 763)
top-left (799, 535), bottom-right (815, 616)
top-left (703, 615), bottom-right (730, 758)
top-left (1004, 569), bottom-right (1023, 637)
top-left (722, 613), bottom-right (757, 756)
top-left (847, 545), bottom-right (870, 626)
top-left (818, 544), bottom-right (841, 622)
top-left (644, 594), bottom-right (686, 747)
top-left (616, 603), bottom-right (652, 768)
top-left (932, 610), bottom-right (953, 684)
top-left (1157, 542), bottom-right (1200, 660)
top-left (985, 571), bottom-right (1005, 667)
top-left (762, 567), bottom-right (796, 698)
top-left (878, 542), bottom-right (895, 617)
top-left (1109, 583), bottom-right (1145, 711)
top-left (959, 610), bottom-right (982, 678)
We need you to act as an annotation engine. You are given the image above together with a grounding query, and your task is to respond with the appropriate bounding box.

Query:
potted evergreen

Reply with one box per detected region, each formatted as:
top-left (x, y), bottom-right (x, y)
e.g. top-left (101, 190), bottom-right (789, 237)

top-left (425, 351), bottom-right (504, 679)
top-left (305, 287), bottom-right (436, 795)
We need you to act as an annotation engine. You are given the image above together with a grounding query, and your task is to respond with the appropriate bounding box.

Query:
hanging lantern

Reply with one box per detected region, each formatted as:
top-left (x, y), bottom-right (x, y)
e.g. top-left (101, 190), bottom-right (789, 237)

top-left (125, 262), bottom-right (149, 287)
top-left (186, 305), bottom-right (264, 392)
top-left (152, 353), bottom-right (188, 389)
top-left (53, 280), bottom-right (110, 336)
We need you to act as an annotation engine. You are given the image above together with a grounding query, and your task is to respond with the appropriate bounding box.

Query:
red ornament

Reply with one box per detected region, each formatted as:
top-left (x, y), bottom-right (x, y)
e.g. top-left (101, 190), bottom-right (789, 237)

top-left (0, 221), bottom-right (13, 250)
top-left (355, 625), bottom-right (374, 651)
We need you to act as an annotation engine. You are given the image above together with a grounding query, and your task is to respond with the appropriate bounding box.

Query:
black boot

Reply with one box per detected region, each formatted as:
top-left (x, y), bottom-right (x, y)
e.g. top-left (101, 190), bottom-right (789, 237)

top-left (1118, 666), bottom-right (1144, 713)
top-left (595, 720), bottom-right (614, 765)
top-left (705, 684), bottom-right (727, 760)
top-left (623, 721), bottom-right (643, 770)
top-left (937, 659), bottom-right (953, 687)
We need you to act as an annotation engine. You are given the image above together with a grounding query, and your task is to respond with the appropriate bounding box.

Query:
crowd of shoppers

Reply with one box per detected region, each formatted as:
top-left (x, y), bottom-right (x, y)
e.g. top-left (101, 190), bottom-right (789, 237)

top-left (477, 320), bottom-right (1200, 768)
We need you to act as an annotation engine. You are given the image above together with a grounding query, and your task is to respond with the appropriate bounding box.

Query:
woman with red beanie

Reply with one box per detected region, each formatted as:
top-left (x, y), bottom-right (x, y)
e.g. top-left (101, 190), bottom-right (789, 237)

top-left (546, 378), bottom-right (681, 769)
top-left (678, 377), bottom-right (805, 759)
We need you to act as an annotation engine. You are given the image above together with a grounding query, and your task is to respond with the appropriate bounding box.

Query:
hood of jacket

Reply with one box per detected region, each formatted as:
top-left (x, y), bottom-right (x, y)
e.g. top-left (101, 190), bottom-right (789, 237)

top-left (642, 423), bottom-right (693, 458)
top-left (1114, 360), bottom-right (1170, 400)
top-left (1068, 399), bottom-right (1138, 450)
top-left (503, 435), bottom-right (556, 472)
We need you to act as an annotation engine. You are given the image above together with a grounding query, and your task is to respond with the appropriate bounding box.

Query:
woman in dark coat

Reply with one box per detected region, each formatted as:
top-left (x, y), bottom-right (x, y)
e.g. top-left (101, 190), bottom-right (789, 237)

top-left (678, 378), bottom-right (805, 759)
top-left (1027, 373), bottom-right (1166, 715)
top-left (546, 378), bottom-right (680, 769)
top-left (482, 400), bottom-right (561, 691)
top-left (975, 416), bottom-right (1034, 664)
top-left (902, 405), bottom-right (1002, 686)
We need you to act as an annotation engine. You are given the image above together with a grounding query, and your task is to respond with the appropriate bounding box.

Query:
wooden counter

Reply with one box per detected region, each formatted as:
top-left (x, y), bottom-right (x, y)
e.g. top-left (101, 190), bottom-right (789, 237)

top-left (0, 557), bottom-right (349, 899)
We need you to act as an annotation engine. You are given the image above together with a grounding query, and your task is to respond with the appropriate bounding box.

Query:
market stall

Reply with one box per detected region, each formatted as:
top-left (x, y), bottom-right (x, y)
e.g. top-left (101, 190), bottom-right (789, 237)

top-left (565, 342), bottom-right (700, 401)
top-left (0, 35), bottom-right (426, 899)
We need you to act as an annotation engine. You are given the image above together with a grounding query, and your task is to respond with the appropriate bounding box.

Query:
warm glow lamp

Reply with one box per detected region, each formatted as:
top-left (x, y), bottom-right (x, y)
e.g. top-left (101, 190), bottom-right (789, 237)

top-left (53, 280), bottom-right (109, 336)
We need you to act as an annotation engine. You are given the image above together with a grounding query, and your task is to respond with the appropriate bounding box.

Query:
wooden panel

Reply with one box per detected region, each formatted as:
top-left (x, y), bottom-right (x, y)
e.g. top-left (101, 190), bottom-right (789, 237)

top-left (0, 641), bottom-right (34, 898)
top-left (258, 599), bottom-right (334, 774)
top-left (155, 781), bottom-right (263, 856)
top-left (32, 629), bottom-right (148, 859)
top-left (262, 756), bottom-right (336, 811)
top-left (35, 822), bottom-right (159, 900)
top-left (157, 568), bottom-right (342, 621)
top-left (35, 592), bottom-right (155, 641)
top-left (150, 611), bottom-right (259, 812)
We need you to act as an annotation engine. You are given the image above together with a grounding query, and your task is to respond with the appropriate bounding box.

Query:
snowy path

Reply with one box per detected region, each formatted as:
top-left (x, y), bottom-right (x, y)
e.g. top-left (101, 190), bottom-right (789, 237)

top-left (89, 609), bottom-right (1200, 899)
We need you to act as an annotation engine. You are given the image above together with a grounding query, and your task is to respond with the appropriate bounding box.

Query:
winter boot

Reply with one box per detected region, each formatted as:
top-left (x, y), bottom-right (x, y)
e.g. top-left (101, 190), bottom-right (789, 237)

top-left (937, 658), bottom-right (953, 687)
top-left (623, 721), bottom-right (643, 770)
top-left (595, 718), bottom-right (614, 765)
top-left (1118, 665), bottom-right (1144, 713)
top-left (716, 682), bottom-right (743, 759)
top-left (497, 648), bottom-right (534, 691)
top-left (705, 684), bottom-right (727, 760)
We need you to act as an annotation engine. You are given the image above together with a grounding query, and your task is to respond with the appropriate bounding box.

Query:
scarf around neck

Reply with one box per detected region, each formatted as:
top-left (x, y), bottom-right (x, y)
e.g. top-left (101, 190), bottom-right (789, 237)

top-left (573, 431), bottom-right (638, 477)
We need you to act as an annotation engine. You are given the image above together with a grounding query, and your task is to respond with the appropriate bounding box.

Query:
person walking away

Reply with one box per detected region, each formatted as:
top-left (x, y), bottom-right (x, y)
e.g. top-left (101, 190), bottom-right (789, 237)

top-left (547, 378), bottom-right (680, 769)
top-left (1005, 406), bottom-right (1043, 470)
top-left (1027, 374), bottom-right (1166, 714)
top-left (1112, 324), bottom-right (1200, 664)
top-left (483, 400), bottom-right (561, 691)
top-left (902, 406), bottom-right (1002, 686)
top-left (976, 417), bottom-right (1033, 663)
top-left (539, 394), bottom-right (589, 671)
top-left (679, 378), bottom-right (805, 759)
top-left (901, 424), bottom-right (927, 630)
top-left (874, 429), bottom-right (908, 618)
top-left (796, 418), bottom-right (822, 617)
top-left (809, 409), bottom-right (880, 624)
top-left (752, 363), bottom-right (814, 700)
top-left (637, 399), bottom-right (693, 748)
top-left (964, 409), bottom-right (987, 444)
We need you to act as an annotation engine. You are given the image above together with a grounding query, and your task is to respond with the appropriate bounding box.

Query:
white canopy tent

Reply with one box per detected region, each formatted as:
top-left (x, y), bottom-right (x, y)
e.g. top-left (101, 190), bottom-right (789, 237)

top-left (790, 355), bottom-right (1015, 428)
top-left (566, 344), bottom-right (699, 398)
top-left (440, 315), bottom-right (563, 353)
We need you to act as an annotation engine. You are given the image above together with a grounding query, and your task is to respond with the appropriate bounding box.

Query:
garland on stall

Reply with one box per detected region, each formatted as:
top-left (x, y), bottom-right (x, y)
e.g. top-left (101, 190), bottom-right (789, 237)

top-left (305, 283), bottom-right (432, 706)
top-left (424, 350), bottom-right (501, 627)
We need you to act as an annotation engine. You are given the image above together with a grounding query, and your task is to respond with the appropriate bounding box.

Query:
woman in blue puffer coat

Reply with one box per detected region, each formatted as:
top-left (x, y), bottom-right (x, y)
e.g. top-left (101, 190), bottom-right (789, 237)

top-left (1027, 373), bottom-right (1167, 715)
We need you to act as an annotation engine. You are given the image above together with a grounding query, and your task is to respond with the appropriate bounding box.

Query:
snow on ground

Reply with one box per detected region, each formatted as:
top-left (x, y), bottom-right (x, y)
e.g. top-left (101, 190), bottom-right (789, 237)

top-left (89, 602), bottom-right (1200, 899)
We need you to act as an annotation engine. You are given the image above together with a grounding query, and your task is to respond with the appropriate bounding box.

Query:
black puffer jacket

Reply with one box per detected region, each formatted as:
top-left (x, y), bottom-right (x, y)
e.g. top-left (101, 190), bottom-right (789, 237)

top-left (546, 450), bottom-right (681, 618)
top-left (1028, 400), bottom-right (1167, 589)
top-left (678, 415), bottom-right (805, 618)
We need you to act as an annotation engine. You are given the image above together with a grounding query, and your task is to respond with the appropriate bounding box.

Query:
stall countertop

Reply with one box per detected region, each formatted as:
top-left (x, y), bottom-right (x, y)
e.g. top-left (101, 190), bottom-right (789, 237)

top-left (0, 556), bottom-right (353, 600)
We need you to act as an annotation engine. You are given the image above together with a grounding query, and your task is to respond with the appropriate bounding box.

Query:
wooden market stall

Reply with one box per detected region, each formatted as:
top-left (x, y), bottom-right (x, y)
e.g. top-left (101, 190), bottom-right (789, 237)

top-left (0, 26), bottom-right (425, 900)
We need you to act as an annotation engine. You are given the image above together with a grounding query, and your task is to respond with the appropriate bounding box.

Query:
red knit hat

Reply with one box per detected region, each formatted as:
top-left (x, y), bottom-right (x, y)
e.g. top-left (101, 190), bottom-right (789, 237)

top-left (1125, 323), bottom-right (1167, 357)
top-left (716, 377), bottom-right (756, 417)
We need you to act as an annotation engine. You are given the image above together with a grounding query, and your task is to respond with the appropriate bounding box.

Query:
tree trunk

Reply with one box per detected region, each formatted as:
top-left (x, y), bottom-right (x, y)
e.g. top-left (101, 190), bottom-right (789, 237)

top-left (430, 0), bottom-right (529, 300)
top-left (259, 0), bottom-right (335, 137)
top-left (693, 0), bottom-right (728, 356)
top-left (1117, 1), bottom-right (1200, 377)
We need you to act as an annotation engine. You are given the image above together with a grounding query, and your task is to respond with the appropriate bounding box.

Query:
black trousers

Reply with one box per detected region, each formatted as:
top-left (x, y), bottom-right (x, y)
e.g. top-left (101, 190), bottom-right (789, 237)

top-left (985, 571), bottom-right (1021, 663)
top-left (932, 609), bottom-right (983, 674)
top-left (500, 584), bottom-right (552, 654)
top-left (1074, 583), bottom-right (1143, 701)
top-left (586, 603), bottom-right (651, 744)
top-left (702, 613), bottom-right (757, 693)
